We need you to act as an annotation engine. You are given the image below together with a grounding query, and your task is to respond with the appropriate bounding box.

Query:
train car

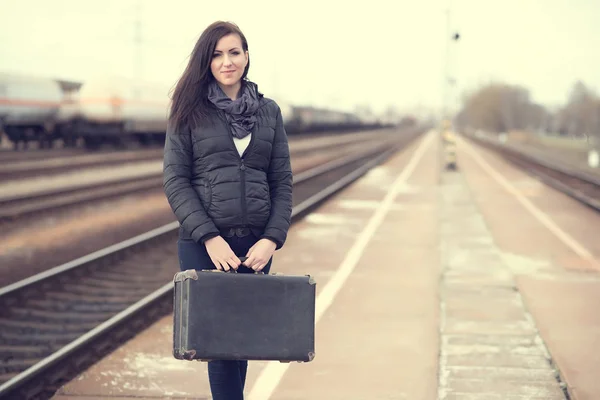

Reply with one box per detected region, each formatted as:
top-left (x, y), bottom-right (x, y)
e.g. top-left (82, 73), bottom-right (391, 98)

top-left (0, 72), bottom-right (80, 149)
top-left (56, 76), bottom-right (170, 149)
top-left (283, 105), bottom-right (371, 134)
top-left (56, 81), bottom-right (373, 149)
top-left (1, 72), bottom-right (386, 151)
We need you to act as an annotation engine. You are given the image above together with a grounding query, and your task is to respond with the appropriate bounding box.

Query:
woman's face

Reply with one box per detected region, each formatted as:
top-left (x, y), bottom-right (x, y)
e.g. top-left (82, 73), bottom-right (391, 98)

top-left (211, 33), bottom-right (248, 90)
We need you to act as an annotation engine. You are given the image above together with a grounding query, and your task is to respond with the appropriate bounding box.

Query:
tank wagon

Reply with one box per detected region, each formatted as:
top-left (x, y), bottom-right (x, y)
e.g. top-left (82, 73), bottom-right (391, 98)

top-left (0, 72), bottom-right (81, 149)
top-left (1, 72), bottom-right (393, 151)
top-left (56, 76), bottom-right (170, 149)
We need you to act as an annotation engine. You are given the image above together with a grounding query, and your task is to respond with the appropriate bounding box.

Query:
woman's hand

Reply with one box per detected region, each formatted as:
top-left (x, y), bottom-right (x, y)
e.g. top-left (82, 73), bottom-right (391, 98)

top-left (204, 236), bottom-right (241, 271)
top-left (244, 239), bottom-right (276, 271)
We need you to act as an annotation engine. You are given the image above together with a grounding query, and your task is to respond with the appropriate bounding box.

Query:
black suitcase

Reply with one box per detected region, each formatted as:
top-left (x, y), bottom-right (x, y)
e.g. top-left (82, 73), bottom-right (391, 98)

top-left (172, 258), bottom-right (316, 363)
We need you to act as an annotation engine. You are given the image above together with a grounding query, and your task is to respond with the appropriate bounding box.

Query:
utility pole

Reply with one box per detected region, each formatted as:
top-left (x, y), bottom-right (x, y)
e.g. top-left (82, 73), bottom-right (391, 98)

top-left (443, 0), bottom-right (460, 124)
top-left (441, 0), bottom-right (461, 171)
top-left (443, 4), bottom-right (450, 122)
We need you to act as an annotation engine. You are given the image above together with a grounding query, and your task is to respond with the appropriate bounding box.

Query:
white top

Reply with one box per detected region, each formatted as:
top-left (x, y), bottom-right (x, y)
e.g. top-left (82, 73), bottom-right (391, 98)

top-left (233, 134), bottom-right (251, 156)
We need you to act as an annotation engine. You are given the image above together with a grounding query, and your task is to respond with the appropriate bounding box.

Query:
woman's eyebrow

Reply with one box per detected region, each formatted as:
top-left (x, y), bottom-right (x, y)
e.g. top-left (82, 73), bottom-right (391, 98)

top-left (213, 47), bottom-right (241, 53)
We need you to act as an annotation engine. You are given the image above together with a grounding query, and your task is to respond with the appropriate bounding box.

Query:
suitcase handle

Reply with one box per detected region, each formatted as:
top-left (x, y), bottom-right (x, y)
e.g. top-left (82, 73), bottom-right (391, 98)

top-left (199, 257), bottom-right (265, 274)
top-left (226, 257), bottom-right (265, 274)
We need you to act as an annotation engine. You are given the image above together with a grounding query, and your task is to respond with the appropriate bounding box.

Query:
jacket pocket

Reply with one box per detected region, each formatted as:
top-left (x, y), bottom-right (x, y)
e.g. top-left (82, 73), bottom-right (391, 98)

top-left (195, 179), bottom-right (212, 212)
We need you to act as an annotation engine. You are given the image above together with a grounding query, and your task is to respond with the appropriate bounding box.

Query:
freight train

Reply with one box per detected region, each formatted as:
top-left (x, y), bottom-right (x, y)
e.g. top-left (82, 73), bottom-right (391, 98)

top-left (0, 72), bottom-right (389, 151)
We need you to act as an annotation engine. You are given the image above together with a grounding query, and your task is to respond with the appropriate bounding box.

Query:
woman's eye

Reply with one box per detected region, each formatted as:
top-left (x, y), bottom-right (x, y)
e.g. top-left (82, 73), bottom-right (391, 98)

top-left (232, 51), bottom-right (240, 55)
top-left (212, 53), bottom-right (220, 58)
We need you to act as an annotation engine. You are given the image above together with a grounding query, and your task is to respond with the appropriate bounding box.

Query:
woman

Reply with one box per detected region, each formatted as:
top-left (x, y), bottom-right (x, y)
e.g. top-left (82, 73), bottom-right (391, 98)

top-left (163, 21), bottom-right (293, 399)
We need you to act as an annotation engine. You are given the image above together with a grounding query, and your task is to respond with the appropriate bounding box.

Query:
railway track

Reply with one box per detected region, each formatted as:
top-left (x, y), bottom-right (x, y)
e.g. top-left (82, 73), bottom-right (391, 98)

top-left (0, 148), bottom-right (86, 164)
top-left (0, 128), bottom-right (424, 399)
top-left (0, 149), bottom-right (163, 181)
top-left (0, 129), bottom-right (401, 223)
top-left (0, 129), bottom-right (393, 182)
top-left (466, 134), bottom-right (600, 212)
top-left (0, 174), bottom-right (163, 222)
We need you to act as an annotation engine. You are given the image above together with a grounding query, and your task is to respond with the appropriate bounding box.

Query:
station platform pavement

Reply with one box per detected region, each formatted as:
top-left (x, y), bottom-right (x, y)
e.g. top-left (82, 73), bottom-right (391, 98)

top-left (52, 130), bottom-right (600, 399)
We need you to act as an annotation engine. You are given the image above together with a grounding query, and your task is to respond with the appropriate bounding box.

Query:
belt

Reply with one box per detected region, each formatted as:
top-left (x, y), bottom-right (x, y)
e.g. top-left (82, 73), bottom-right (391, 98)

top-left (221, 227), bottom-right (251, 238)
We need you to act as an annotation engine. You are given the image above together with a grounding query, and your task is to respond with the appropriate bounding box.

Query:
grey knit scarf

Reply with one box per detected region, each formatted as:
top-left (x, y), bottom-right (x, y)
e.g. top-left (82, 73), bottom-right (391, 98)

top-left (207, 80), bottom-right (262, 139)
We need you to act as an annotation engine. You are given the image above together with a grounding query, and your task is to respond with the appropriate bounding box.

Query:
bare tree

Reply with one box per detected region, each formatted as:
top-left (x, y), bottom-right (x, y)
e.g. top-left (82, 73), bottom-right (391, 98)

top-left (555, 81), bottom-right (600, 142)
top-left (455, 79), bottom-right (600, 147)
top-left (456, 82), bottom-right (544, 133)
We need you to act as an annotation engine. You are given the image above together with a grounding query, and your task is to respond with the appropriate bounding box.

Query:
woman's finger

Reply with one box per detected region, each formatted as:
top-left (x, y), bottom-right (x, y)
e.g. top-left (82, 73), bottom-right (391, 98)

top-left (252, 258), bottom-right (265, 271)
top-left (219, 259), bottom-right (230, 271)
top-left (226, 257), bottom-right (238, 271)
top-left (211, 258), bottom-right (222, 270)
top-left (243, 254), bottom-right (256, 269)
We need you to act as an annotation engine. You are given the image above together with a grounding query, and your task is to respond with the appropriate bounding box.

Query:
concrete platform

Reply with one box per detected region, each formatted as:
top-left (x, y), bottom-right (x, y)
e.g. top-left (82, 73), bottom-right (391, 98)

top-left (517, 278), bottom-right (600, 400)
top-left (50, 131), bottom-right (600, 399)
top-left (438, 167), bottom-right (564, 399)
top-left (457, 135), bottom-right (600, 400)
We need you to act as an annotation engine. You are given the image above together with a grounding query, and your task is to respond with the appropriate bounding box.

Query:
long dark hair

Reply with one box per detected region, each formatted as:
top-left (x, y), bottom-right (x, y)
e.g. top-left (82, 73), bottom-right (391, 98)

top-left (168, 21), bottom-right (250, 132)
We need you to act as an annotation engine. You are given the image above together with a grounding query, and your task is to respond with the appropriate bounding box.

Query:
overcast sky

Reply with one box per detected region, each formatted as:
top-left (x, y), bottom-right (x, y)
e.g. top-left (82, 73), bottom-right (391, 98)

top-left (1, 0), bottom-right (598, 116)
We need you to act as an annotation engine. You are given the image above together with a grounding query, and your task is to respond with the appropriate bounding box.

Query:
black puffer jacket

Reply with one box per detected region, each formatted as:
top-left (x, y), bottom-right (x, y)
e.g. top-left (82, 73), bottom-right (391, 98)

top-left (163, 98), bottom-right (293, 249)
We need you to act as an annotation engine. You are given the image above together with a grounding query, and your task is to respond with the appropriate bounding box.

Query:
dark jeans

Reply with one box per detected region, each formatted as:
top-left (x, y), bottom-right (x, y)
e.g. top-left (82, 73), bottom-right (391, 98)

top-left (177, 233), bottom-right (272, 400)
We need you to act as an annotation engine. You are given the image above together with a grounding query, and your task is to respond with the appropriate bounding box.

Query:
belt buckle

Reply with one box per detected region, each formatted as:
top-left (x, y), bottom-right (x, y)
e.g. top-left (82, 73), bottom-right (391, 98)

top-left (222, 228), bottom-right (235, 238)
top-left (236, 227), bottom-right (250, 237)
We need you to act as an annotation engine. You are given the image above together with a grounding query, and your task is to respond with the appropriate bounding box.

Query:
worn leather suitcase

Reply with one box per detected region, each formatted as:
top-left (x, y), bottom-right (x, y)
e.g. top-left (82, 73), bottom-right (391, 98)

top-left (173, 258), bottom-right (316, 363)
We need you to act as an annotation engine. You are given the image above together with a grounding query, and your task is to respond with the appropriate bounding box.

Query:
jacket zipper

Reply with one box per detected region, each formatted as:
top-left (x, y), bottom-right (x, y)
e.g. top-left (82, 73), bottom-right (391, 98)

top-left (239, 160), bottom-right (248, 226)
top-left (219, 111), bottom-right (251, 226)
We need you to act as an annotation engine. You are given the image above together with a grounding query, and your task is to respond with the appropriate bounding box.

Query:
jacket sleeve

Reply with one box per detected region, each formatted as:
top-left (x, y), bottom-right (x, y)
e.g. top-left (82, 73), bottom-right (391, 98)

top-left (261, 105), bottom-right (293, 250)
top-left (163, 123), bottom-right (220, 244)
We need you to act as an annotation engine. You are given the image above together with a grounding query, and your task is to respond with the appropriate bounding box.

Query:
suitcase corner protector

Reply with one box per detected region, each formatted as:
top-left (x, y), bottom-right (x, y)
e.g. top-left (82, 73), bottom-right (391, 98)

top-left (307, 276), bottom-right (316, 285)
top-left (173, 269), bottom-right (199, 283)
top-left (308, 351), bottom-right (315, 361)
top-left (174, 348), bottom-right (197, 360)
